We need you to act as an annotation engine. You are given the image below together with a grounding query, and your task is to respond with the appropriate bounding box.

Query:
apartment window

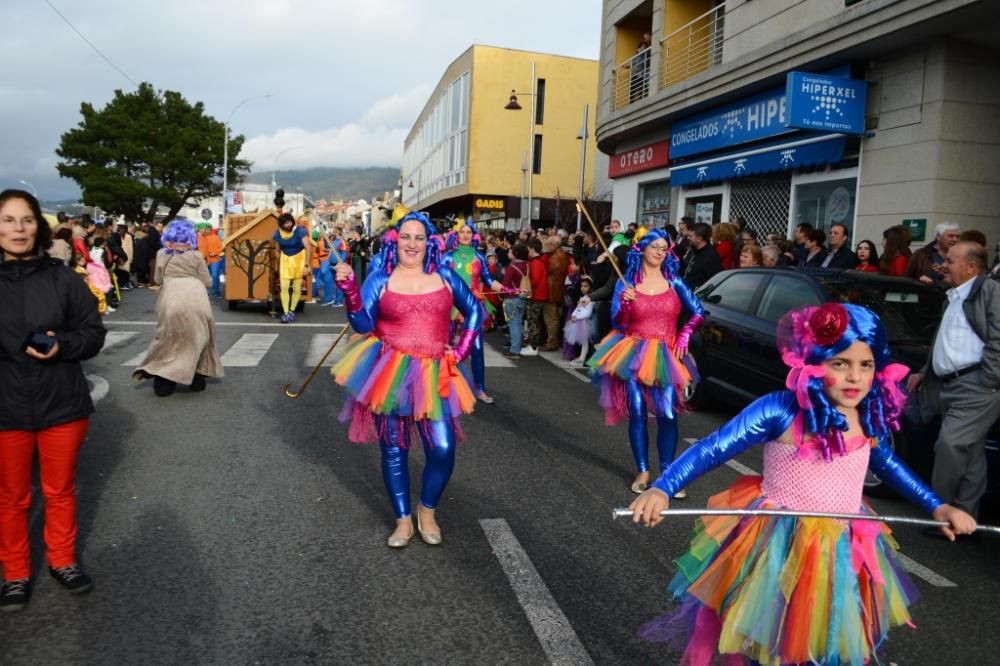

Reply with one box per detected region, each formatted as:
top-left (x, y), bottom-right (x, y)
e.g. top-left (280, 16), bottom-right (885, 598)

top-left (535, 78), bottom-right (546, 125)
top-left (532, 134), bottom-right (543, 175)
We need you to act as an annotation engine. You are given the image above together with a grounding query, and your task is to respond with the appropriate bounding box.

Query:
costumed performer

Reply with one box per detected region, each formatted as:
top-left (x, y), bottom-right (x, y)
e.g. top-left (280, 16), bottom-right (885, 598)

top-left (332, 211), bottom-right (482, 549)
top-left (441, 217), bottom-right (515, 405)
top-left (629, 303), bottom-right (976, 666)
top-left (134, 219), bottom-right (223, 397)
top-left (272, 212), bottom-right (311, 323)
top-left (587, 227), bottom-right (704, 497)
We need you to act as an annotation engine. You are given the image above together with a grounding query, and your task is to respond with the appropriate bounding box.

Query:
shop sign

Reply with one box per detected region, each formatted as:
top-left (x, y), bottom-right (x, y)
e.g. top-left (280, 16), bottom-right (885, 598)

top-left (671, 66), bottom-right (851, 159)
top-left (474, 197), bottom-right (505, 211)
top-left (785, 72), bottom-right (867, 135)
top-left (608, 140), bottom-right (670, 178)
top-left (902, 218), bottom-right (927, 243)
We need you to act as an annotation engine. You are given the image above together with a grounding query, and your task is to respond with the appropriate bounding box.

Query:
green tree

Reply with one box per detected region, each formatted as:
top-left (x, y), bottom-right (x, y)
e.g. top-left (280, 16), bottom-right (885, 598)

top-left (56, 82), bottom-right (251, 224)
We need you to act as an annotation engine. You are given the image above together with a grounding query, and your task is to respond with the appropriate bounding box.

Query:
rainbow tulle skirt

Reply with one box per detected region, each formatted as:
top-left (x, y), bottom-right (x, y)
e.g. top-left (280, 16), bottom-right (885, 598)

top-left (640, 476), bottom-right (919, 665)
top-left (331, 334), bottom-right (476, 444)
top-left (587, 331), bottom-right (697, 425)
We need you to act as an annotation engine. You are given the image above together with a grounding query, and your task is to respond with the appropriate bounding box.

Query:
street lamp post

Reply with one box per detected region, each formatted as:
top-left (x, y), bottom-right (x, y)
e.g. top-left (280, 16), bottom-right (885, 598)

top-left (18, 180), bottom-right (38, 198)
top-left (222, 93), bottom-right (271, 219)
top-left (575, 103), bottom-right (589, 233)
top-left (504, 60), bottom-right (536, 230)
top-left (271, 145), bottom-right (304, 190)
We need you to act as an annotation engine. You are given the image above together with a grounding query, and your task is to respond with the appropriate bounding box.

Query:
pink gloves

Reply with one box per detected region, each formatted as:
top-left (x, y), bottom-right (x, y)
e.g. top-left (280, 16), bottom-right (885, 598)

top-left (336, 275), bottom-right (363, 314)
top-left (673, 314), bottom-right (704, 358)
top-left (453, 328), bottom-right (478, 362)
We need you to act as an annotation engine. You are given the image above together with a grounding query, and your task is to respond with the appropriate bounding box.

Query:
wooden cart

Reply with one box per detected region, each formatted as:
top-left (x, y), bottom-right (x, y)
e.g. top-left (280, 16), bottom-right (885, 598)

top-left (221, 210), bottom-right (313, 313)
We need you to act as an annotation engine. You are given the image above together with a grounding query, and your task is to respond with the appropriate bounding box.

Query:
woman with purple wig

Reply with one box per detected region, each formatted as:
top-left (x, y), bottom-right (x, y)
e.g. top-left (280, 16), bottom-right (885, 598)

top-left (133, 219), bottom-right (223, 396)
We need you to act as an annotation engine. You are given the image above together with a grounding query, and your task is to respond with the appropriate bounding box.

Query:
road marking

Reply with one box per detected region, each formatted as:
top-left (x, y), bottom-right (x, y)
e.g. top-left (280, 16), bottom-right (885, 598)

top-left (105, 320), bottom-right (341, 328)
top-left (304, 334), bottom-right (349, 367)
top-left (86, 373), bottom-right (109, 404)
top-left (122, 349), bottom-right (147, 367)
top-left (482, 344), bottom-right (515, 368)
top-left (221, 333), bottom-right (280, 366)
top-left (680, 438), bottom-right (958, 588)
top-left (480, 518), bottom-right (594, 666)
top-left (536, 349), bottom-right (590, 384)
top-left (103, 330), bottom-right (140, 349)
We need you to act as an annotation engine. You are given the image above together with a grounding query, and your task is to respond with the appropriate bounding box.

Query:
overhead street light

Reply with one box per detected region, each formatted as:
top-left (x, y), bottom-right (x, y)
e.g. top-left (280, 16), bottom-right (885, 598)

top-left (222, 93), bottom-right (271, 219)
top-left (504, 61), bottom-right (537, 229)
top-left (18, 180), bottom-right (38, 198)
top-left (272, 146), bottom-right (304, 189)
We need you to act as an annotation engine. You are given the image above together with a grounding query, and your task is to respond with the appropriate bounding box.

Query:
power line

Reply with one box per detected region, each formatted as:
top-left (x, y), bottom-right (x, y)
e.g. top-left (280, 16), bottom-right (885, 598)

top-left (43, 0), bottom-right (139, 88)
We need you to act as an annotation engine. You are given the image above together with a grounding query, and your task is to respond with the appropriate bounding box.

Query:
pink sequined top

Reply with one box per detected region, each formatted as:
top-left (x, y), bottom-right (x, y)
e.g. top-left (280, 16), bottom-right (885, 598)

top-left (374, 286), bottom-right (452, 358)
top-left (627, 289), bottom-right (681, 341)
top-left (760, 435), bottom-right (873, 514)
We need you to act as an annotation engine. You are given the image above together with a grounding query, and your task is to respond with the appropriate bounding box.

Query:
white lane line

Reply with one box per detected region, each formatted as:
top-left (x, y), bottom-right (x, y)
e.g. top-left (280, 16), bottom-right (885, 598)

top-left (102, 330), bottom-right (140, 349)
top-left (105, 320), bottom-right (339, 328)
top-left (86, 373), bottom-right (109, 404)
top-left (684, 438), bottom-right (759, 476)
top-left (680, 438), bottom-right (957, 588)
top-left (537, 349), bottom-right (590, 384)
top-left (221, 333), bottom-right (279, 366)
top-left (122, 350), bottom-right (147, 367)
top-left (894, 552), bottom-right (957, 588)
top-left (483, 344), bottom-right (515, 368)
top-left (480, 518), bottom-right (594, 666)
top-left (304, 334), bottom-right (349, 367)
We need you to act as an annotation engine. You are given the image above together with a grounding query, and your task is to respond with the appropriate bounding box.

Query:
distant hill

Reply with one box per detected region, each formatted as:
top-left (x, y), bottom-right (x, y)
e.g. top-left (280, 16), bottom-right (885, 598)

top-left (243, 167), bottom-right (400, 202)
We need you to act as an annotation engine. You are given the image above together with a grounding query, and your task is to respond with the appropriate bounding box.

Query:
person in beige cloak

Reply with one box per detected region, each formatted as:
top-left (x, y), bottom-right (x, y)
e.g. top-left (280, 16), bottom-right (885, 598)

top-left (133, 219), bottom-right (223, 396)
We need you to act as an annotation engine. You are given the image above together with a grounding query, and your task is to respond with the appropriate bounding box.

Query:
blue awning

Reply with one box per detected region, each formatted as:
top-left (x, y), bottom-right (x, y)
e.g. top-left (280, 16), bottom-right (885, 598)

top-left (670, 135), bottom-right (847, 187)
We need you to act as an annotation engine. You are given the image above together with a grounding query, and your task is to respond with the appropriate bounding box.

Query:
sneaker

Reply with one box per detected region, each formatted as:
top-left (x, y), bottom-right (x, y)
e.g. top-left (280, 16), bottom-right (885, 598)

top-left (0, 578), bottom-right (31, 612)
top-left (280, 313), bottom-right (292, 324)
top-left (331, 303), bottom-right (344, 308)
top-left (105, 307), bottom-right (116, 314)
top-left (520, 346), bottom-right (538, 357)
top-left (503, 352), bottom-right (521, 359)
top-left (320, 300), bottom-right (336, 307)
top-left (49, 565), bottom-right (93, 594)
top-left (569, 358), bottom-right (584, 367)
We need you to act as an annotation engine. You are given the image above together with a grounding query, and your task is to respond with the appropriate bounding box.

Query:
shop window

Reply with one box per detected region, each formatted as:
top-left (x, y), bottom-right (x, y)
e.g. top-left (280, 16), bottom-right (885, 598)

top-left (684, 193), bottom-right (723, 225)
top-left (792, 177), bottom-right (856, 235)
top-left (638, 181), bottom-right (670, 228)
top-left (533, 134), bottom-right (543, 175)
top-left (535, 79), bottom-right (545, 125)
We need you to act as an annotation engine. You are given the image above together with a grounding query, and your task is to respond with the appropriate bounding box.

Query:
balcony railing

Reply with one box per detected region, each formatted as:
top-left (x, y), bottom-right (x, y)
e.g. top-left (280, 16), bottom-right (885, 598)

top-left (612, 47), bottom-right (653, 111)
top-left (659, 3), bottom-right (725, 89)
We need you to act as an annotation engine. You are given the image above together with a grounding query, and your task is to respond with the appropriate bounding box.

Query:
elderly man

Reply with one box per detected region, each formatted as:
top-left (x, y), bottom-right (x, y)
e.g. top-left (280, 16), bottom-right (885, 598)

top-left (821, 223), bottom-right (858, 269)
top-left (907, 221), bottom-right (960, 284)
top-left (907, 242), bottom-right (1000, 526)
top-left (541, 235), bottom-right (569, 351)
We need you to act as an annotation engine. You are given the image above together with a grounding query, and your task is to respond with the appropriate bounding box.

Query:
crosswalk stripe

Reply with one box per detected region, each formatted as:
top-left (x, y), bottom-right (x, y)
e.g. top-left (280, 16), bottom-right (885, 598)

top-left (103, 331), bottom-right (139, 350)
top-left (483, 344), bottom-right (515, 368)
top-left (220, 333), bottom-right (280, 367)
top-left (304, 334), bottom-right (349, 367)
top-left (122, 349), bottom-right (148, 367)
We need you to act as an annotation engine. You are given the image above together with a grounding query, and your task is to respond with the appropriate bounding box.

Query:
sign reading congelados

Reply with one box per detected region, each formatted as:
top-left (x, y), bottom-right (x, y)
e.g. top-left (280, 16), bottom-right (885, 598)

top-left (475, 198), bottom-right (505, 210)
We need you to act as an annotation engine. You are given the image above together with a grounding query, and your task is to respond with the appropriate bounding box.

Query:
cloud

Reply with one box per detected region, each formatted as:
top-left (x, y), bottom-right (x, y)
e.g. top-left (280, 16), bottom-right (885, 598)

top-left (240, 85), bottom-right (432, 171)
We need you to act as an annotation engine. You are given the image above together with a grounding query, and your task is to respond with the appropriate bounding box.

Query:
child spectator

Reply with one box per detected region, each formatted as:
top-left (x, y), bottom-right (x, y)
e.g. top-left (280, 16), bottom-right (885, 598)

top-left (565, 276), bottom-right (593, 366)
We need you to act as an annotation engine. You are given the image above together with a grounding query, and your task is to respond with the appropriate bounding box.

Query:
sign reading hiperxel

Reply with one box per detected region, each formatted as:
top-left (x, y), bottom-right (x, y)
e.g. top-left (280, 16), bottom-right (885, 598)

top-left (785, 72), bottom-right (867, 135)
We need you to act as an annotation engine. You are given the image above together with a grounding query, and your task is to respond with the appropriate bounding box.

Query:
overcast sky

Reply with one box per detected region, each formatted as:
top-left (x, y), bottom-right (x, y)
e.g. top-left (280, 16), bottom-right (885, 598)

top-left (1, 0), bottom-right (601, 200)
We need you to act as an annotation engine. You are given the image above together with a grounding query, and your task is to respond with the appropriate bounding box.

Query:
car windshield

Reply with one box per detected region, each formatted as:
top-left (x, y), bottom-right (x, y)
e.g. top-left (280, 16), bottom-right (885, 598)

top-left (821, 279), bottom-right (942, 344)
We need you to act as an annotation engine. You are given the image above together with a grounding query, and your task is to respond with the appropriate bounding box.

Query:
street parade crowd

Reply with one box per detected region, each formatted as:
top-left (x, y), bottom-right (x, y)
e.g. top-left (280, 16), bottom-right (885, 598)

top-left (2, 184), bottom-right (999, 664)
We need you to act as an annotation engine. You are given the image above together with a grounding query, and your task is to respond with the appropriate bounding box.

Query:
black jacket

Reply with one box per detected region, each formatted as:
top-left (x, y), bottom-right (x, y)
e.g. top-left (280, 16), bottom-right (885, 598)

top-left (0, 257), bottom-right (107, 430)
top-left (822, 245), bottom-right (858, 270)
top-left (801, 249), bottom-right (828, 268)
top-left (682, 244), bottom-right (723, 289)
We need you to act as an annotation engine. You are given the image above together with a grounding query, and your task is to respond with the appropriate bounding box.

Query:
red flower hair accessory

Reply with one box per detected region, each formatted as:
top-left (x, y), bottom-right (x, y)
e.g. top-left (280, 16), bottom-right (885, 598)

top-left (808, 303), bottom-right (850, 346)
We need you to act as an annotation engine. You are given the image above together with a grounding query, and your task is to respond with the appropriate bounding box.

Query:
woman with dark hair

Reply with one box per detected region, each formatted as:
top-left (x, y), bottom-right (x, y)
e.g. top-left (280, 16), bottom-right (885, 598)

top-left (855, 239), bottom-right (880, 273)
top-left (0, 189), bottom-right (106, 611)
top-left (332, 212), bottom-right (482, 548)
top-left (880, 225), bottom-right (912, 277)
top-left (588, 228), bottom-right (704, 496)
top-left (272, 213), bottom-right (310, 323)
top-left (133, 220), bottom-right (223, 397)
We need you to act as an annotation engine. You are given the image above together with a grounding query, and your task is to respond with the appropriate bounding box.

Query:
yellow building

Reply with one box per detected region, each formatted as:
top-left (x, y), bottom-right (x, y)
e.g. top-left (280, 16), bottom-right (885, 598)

top-left (403, 45), bottom-right (610, 229)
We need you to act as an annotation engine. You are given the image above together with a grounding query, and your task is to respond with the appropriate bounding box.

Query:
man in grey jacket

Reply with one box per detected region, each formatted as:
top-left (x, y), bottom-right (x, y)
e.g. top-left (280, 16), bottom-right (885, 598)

top-left (907, 242), bottom-right (1000, 523)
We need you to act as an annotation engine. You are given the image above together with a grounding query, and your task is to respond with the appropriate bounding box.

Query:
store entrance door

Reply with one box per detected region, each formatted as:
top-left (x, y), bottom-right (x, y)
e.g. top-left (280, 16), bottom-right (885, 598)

top-left (685, 194), bottom-right (723, 225)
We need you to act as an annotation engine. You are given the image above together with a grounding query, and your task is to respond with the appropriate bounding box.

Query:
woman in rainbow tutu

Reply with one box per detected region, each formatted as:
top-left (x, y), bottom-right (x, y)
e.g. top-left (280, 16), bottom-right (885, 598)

top-left (588, 227), bottom-right (704, 496)
top-left (629, 303), bottom-right (976, 665)
top-left (332, 211), bottom-right (481, 548)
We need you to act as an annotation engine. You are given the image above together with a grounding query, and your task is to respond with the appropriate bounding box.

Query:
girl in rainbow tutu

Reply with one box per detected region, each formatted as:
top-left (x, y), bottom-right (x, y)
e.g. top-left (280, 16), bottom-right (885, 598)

top-left (629, 303), bottom-right (976, 665)
top-left (588, 227), bottom-right (704, 496)
top-left (332, 211), bottom-right (482, 549)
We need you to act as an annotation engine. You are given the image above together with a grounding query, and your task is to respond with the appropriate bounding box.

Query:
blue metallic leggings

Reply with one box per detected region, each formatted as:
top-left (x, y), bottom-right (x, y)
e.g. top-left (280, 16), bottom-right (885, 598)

top-left (379, 418), bottom-right (456, 518)
top-left (471, 330), bottom-right (486, 393)
top-left (626, 379), bottom-right (678, 474)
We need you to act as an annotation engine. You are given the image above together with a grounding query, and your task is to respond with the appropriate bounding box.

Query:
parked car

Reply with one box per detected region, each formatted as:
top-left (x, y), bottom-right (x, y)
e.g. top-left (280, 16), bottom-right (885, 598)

top-left (688, 267), bottom-right (1000, 500)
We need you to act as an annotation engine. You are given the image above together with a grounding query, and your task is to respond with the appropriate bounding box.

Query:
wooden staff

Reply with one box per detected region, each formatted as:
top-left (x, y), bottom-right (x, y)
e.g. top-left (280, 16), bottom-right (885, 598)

top-left (575, 198), bottom-right (630, 287)
top-left (284, 325), bottom-right (351, 398)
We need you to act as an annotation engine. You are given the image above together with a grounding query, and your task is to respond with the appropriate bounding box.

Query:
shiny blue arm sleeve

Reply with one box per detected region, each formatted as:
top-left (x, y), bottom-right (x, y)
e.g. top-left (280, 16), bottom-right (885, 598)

top-left (868, 435), bottom-right (943, 514)
top-left (651, 391), bottom-right (797, 496)
top-left (672, 277), bottom-right (705, 319)
top-left (347, 270), bottom-right (388, 334)
top-left (440, 267), bottom-right (481, 333)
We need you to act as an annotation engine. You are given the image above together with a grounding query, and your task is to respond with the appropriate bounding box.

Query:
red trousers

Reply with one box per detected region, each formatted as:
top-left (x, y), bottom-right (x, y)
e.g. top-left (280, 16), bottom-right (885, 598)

top-left (0, 418), bottom-right (88, 580)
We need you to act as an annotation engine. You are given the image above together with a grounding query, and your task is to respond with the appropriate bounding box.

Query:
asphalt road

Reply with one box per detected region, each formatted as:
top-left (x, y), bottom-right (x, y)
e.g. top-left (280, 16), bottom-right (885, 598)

top-left (3, 287), bottom-right (996, 665)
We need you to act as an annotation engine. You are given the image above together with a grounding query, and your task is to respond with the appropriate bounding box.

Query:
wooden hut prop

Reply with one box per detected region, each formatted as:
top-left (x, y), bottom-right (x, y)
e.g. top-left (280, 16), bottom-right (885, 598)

top-left (221, 211), bottom-right (313, 310)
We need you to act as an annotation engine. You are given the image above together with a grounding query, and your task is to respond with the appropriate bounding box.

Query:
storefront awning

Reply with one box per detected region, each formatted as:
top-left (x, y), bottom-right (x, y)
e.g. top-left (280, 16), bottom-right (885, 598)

top-left (670, 134), bottom-right (847, 187)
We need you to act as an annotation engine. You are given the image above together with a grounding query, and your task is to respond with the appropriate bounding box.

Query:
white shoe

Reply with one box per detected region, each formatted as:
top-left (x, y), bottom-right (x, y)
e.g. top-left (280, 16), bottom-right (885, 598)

top-left (105, 307), bottom-right (115, 314)
top-left (520, 346), bottom-right (538, 357)
top-left (569, 357), bottom-right (584, 367)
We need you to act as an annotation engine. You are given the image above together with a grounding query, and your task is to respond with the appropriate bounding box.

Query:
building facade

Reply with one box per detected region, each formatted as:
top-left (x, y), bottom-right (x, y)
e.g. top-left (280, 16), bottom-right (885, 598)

top-left (403, 45), bottom-right (612, 230)
top-left (597, 0), bottom-right (1000, 246)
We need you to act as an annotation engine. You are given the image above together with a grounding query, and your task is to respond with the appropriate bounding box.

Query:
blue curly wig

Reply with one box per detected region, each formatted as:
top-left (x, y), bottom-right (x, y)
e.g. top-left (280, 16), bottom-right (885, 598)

top-left (162, 219), bottom-right (198, 254)
top-left (444, 218), bottom-right (481, 251)
top-left (376, 211), bottom-right (443, 275)
top-left (622, 228), bottom-right (680, 285)
top-left (778, 303), bottom-right (906, 460)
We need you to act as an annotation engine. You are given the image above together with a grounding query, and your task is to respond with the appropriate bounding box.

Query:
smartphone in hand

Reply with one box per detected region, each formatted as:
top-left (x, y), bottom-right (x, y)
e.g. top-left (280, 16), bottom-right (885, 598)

top-left (23, 332), bottom-right (56, 355)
